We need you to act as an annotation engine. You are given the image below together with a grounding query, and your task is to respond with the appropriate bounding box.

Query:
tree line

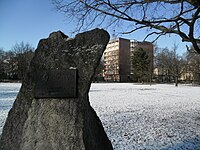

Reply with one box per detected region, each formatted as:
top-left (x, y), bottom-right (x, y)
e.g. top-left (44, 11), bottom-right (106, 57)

top-left (132, 44), bottom-right (200, 86)
top-left (154, 45), bottom-right (200, 85)
top-left (0, 42), bottom-right (34, 81)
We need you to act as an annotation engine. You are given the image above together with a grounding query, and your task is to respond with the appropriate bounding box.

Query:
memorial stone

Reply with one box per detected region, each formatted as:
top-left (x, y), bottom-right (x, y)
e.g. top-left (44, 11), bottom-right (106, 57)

top-left (0, 29), bottom-right (113, 150)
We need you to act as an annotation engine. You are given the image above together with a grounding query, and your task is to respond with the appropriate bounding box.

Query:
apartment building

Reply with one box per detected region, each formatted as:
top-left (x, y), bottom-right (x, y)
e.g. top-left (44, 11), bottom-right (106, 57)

top-left (104, 38), bottom-right (130, 82)
top-left (104, 38), bottom-right (154, 82)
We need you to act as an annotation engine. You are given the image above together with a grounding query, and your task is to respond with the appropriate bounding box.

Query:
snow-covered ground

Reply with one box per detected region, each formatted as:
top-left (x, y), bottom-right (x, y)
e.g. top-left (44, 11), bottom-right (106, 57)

top-left (89, 83), bottom-right (200, 150)
top-left (1, 83), bottom-right (200, 149)
top-left (0, 83), bottom-right (21, 133)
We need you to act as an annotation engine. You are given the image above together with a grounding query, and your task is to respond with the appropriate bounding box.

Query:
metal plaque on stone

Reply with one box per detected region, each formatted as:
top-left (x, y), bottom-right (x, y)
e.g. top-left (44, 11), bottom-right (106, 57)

top-left (34, 69), bottom-right (77, 98)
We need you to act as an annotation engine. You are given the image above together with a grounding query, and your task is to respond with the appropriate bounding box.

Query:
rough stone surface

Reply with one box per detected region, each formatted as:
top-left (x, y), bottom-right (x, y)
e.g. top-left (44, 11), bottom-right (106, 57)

top-left (0, 29), bottom-right (112, 150)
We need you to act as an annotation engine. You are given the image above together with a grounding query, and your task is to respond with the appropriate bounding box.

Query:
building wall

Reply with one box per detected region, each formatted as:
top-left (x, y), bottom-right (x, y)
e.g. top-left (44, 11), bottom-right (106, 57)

top-left (119, 38), bottom-right (130, 82)
top-left (104, 39), bottom-right (120, 81)
top-left (104, 38), bottom-right (130, 82)
top-left (104, 38), bottom-right (153, 82)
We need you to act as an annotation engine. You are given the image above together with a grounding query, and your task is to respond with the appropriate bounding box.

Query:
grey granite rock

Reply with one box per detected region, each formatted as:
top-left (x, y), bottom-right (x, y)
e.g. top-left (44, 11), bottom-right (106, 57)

top-left (0, 29), bottom-right (113, 150)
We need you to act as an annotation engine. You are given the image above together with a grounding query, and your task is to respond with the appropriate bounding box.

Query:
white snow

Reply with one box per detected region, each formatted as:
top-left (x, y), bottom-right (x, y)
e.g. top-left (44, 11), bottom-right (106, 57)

top-left (1, 83), bottom-right (200, 149)
top-left (0, 83), bottom-right (21, 133)
top-left (89, 83), bottom-right (200, 149)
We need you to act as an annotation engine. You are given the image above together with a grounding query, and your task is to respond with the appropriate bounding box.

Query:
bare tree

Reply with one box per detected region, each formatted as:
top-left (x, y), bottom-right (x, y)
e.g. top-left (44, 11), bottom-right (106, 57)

top-left (155, 46), bottom-right (186, 86)
top-left (0, 48), bottom-right (5, 80)
top-left (172, 43), bottom-right (179, 86)
top-left (12, 42), bottom-right (34, 80)
top-left (53, 0), bottom-right (200, 53)
top-left (1, 51), bottom-right (16, 80)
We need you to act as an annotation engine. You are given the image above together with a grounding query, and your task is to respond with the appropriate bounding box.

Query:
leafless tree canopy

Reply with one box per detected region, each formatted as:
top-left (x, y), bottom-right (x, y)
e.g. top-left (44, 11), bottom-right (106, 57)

top-left (53, 0), bottom-right (200, 53)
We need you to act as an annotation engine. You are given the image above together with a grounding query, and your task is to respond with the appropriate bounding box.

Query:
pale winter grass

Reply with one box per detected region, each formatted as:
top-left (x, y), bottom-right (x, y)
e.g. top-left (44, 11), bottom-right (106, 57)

top-left (1, 83), bottom-right (200, 149)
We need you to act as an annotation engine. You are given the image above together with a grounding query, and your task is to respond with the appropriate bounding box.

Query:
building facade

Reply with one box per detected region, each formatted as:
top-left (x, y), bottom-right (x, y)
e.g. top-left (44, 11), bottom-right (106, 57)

top-left (104, 38), bottom-right (154, 82)
top-left (104, 38), bottom-right (130, 82)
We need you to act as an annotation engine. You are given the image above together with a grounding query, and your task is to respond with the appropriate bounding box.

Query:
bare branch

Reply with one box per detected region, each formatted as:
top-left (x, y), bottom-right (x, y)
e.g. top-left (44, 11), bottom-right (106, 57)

top-left (122, 26), bottom-right (147, 34)
top-left (53, 0), bottom-right (200, 53)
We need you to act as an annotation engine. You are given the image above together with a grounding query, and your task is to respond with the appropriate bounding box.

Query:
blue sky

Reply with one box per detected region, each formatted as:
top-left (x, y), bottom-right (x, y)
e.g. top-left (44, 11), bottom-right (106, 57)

top-left (0, 0), bottom-right (73, 50)
top-left (0, 0), bottom-right (190, 54)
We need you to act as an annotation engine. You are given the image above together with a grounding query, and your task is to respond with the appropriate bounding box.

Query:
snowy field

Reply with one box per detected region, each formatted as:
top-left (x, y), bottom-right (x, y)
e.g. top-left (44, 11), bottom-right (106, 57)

top-left (1, 83), bottom-right (200, 149)
top-left (89, 83), bottom-right (200, 150)
top-left (0, 83), bottom-right (21, 133)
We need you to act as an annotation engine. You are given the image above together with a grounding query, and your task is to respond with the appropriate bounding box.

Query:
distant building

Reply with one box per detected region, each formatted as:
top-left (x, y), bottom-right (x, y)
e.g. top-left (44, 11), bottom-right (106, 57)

top-left (104, 38), bottom-right (154, 82)
top-left (104, 38), bottom-right (130, 82)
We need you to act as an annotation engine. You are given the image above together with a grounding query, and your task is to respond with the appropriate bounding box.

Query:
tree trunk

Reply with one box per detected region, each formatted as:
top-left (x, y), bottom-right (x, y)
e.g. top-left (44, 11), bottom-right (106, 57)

top-left (175, 75), bottom-right (178, 87)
